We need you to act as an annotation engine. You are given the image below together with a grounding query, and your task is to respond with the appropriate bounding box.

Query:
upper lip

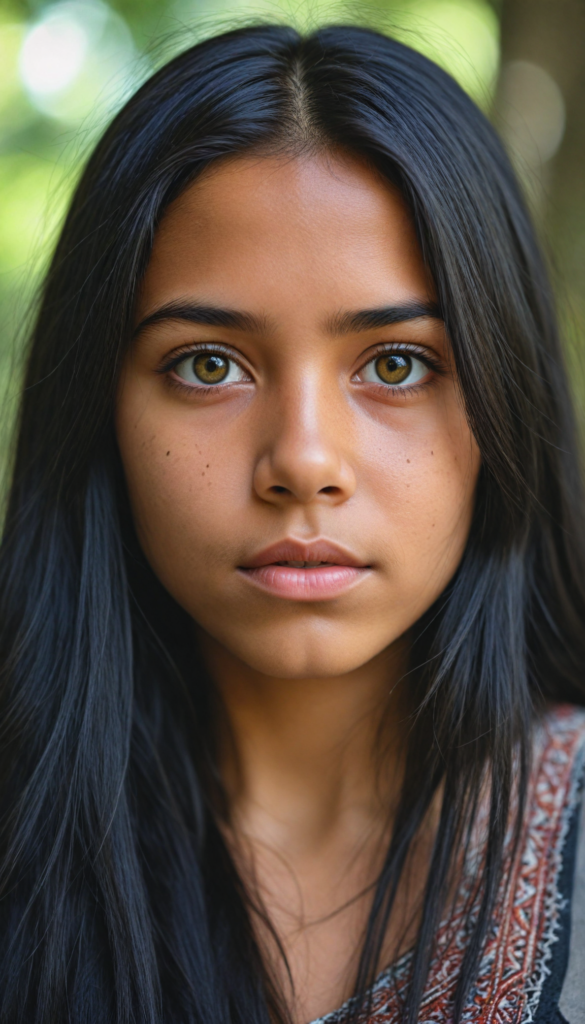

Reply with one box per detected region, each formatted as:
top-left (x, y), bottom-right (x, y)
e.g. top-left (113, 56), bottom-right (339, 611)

top-left (239, 539), bottom-right (369, 569)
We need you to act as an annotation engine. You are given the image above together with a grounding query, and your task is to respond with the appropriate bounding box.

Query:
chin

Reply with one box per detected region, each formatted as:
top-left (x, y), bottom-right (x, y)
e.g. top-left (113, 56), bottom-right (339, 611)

top-left (218, 625), bottom-right (388, 680)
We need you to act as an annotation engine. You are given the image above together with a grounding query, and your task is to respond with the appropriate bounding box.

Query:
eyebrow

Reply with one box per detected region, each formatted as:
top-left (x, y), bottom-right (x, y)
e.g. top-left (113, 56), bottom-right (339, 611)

top-left (133, 301), bottom-right (270, 338)
top-left (133, 298), bottom-right (442, 339)
top-left (325, 301), bottom-right (442, 334)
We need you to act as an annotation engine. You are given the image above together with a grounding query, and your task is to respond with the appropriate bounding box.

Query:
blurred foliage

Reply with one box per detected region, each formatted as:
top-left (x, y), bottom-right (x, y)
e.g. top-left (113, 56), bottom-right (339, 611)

top-left (0, 0), bottom-right (583, 474)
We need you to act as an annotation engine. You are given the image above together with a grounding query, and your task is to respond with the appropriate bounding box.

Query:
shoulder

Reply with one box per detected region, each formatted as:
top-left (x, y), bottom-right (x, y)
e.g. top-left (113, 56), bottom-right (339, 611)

top-left (556, 708), bottom-right (585, 1024)
top-left (533, 703), bottom-right (585, 814)
top-left (538, 702), bottom-right (585, 755)
top-left (533, 704), bottom-right (585, 1024)
top-left (476, 702), bottom-right (585, 1024)
top-left (528, 703), bottom-right (585, 874)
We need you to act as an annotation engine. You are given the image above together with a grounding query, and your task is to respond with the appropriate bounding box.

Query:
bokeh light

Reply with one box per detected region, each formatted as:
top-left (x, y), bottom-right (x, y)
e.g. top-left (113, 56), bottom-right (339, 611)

top-left (498, 60), bottom-right (566, 167)
top-left (18, 0), bottom-right (136, 123)
top-left (399, 0), bottom-right (499, 106)
top-left (20, 10), bottom-right (90, 97)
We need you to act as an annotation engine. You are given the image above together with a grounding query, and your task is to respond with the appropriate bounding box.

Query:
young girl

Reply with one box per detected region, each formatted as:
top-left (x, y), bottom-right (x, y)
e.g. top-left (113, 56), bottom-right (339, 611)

top-left (0, 24), bottom-right (583, 1024)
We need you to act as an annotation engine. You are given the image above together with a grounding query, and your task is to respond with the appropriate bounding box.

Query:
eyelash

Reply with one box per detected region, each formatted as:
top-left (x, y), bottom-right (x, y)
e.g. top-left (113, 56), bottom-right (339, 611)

top-left (157, 343), bottom-right (234, 374)
top-left (354, 343), bottom-right (445, 396)
top-left (157, 342), bottom-right (445, 395)
top-left (157, 343), bottom-right (249, 396)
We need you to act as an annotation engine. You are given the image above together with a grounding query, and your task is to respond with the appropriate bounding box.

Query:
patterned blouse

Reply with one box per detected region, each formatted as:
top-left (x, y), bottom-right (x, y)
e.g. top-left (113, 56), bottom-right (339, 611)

top-left (312, 704), bottom-right (585, 1024)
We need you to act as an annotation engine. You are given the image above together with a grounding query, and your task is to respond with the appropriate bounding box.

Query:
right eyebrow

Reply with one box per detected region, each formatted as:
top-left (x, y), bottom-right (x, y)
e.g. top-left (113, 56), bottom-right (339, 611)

top-left (133, 300), bottom-right (269, 338)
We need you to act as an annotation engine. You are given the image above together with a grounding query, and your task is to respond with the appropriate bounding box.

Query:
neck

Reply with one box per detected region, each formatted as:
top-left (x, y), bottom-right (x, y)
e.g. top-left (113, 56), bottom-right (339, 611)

top-left (198, 633), bottom-right (409, 851)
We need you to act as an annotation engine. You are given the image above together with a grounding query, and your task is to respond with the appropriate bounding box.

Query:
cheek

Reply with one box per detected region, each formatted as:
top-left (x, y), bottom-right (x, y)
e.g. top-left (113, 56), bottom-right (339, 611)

top-left (116, 390), bottom-right (249, 595)
top-left (357, 405), bottom-right (480, 602)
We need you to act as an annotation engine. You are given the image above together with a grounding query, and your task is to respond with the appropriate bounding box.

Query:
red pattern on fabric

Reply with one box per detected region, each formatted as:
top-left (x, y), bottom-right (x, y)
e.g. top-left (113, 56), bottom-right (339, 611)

top-left (313, 705), bottom-right (585, 1024)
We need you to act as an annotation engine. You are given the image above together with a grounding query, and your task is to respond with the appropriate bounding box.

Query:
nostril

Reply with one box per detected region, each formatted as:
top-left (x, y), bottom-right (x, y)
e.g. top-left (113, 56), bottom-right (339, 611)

top-left (270, 485), bottom-right (289, 495)
top-left (320, 486), bottom-right (340, 495)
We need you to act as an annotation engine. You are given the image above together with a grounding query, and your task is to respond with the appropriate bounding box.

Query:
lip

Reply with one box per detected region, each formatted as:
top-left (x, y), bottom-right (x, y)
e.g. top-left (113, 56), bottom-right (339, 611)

top-left (238, 538), bottom-right (371, 601)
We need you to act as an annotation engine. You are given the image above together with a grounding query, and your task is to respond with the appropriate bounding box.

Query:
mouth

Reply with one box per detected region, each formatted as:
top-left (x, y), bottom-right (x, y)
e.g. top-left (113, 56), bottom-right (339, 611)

top-left (238, 540), bottom-right (371, 601)
top-left (275, 560), bottom-right (339, 568)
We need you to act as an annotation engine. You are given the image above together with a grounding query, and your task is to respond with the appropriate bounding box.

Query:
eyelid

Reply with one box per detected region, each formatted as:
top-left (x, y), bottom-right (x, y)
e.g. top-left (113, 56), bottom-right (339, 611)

top-left (156, 340), bottom-right (445, 384)
top-left (157, 341), bottom-right (252, 378)
top-left (354, 342), bottom-right (444, 377)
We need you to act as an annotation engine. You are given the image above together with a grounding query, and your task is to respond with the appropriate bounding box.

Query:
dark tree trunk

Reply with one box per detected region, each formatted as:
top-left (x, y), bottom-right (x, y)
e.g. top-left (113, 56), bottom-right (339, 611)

top-left (494, 0), bottom-right (585, 407)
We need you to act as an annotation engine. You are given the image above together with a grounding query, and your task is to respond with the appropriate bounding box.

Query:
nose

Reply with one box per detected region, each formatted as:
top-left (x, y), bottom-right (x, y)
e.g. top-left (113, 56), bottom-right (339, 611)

top-left (252, 376), bottom-right (357, 506)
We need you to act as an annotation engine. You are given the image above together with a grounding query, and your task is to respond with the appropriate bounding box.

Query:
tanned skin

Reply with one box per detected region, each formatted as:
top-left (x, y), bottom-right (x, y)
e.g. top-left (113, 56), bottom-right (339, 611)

top-left (116, 151), bottom-right (480, 1022)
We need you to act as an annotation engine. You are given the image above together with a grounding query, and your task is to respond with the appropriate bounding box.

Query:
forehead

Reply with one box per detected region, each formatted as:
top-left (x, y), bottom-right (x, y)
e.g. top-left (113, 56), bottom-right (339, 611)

top-left (138, 152), bottom-right (434, 320)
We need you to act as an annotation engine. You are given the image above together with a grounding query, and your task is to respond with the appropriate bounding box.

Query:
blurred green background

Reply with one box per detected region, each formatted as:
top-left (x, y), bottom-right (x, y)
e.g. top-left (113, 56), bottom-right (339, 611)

top-left (0, 0), bottom-right (584, 470)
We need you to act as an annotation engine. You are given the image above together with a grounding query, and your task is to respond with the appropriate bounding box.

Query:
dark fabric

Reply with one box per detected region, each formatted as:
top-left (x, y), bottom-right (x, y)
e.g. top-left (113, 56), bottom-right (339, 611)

top-left (533, 794), bottom-right (582, 1024)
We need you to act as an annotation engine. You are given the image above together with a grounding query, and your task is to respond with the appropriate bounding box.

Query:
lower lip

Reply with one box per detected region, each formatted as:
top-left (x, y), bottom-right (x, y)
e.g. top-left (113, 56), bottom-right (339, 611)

top-left (238, 564), bottom-right (369, 600)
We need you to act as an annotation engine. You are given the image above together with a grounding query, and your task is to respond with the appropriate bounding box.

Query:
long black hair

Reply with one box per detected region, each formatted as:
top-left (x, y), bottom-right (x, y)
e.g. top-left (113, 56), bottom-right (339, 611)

top-left (0, 23), bottom-right (584, 1024)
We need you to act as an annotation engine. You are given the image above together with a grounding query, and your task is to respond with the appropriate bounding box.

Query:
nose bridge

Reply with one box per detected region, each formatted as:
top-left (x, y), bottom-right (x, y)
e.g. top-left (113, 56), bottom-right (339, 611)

top-left (254, 361), bottom-right (355, 504)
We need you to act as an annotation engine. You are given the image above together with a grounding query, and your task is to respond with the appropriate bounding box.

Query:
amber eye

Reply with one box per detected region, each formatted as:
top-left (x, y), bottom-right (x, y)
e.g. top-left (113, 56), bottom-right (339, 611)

top-left (173, 350), bottom-right (249, 388)
top-left (192, 353), bottom-right (229, 383)
top-left (375, 353), bottom-right (411, 384)
top-left (359, 350), bottom-right (428, 389)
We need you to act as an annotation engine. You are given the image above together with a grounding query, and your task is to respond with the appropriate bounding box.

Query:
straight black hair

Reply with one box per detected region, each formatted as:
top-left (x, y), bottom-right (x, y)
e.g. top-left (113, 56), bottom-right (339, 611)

top-left (0, 23), bottom-right (584, 1024)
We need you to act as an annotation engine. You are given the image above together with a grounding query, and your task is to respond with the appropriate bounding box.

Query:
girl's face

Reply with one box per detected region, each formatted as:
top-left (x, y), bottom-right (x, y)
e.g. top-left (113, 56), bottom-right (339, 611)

top-left (117, 152), bottom-right (480, 679)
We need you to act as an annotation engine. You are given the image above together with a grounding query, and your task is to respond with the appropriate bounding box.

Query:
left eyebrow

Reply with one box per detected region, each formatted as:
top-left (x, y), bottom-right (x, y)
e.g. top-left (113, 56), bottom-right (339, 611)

top-left (325, 301), bottom-right (442, 335)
